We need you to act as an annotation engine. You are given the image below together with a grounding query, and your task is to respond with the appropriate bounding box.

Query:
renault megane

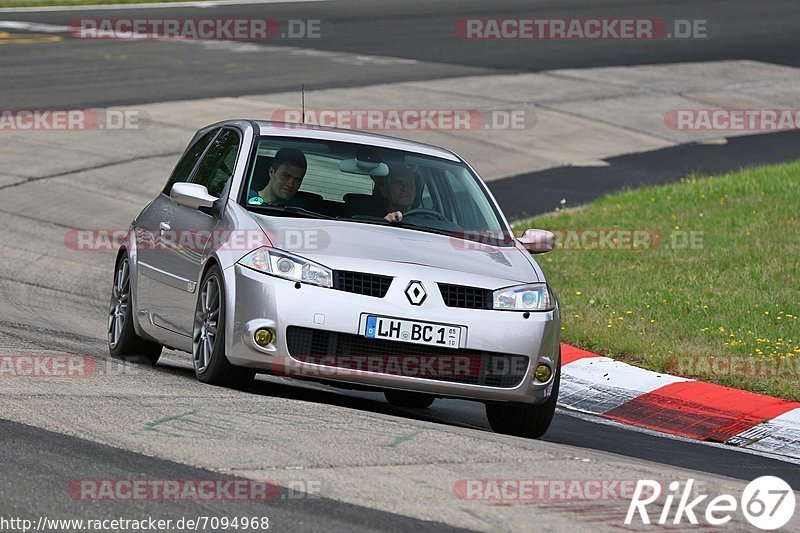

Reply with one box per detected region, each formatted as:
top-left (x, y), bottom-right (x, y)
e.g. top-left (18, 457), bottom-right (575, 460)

top-left (107, 120), bottom-right (561, 438)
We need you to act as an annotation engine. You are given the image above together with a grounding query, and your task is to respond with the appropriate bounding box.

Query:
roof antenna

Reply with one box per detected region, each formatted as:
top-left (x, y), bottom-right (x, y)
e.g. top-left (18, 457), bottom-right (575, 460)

top-left (301, 83), bottom-right (305, 124)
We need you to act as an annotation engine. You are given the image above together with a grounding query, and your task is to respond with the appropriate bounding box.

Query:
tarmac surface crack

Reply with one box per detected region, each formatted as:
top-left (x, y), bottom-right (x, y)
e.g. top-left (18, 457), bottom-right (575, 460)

top-left (0, 151), bottom-right (182, 191)
top-left (0, 207), bottom-right (80, 229)
top-left (0, 319), bottom-right (104, 352)
top-left (0, 274), bottom-right (98, 299)
top-left (536, 102), bottom-right (678, 143)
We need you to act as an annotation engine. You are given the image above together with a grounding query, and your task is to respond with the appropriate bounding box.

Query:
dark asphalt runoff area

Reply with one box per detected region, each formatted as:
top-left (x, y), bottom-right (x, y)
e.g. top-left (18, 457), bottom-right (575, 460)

top-left (0, 0), bottom-right (799, 108)
top-left (492, 130), bottom-right (800, 219)
top-left (0, 419), bottom-right (464, 533)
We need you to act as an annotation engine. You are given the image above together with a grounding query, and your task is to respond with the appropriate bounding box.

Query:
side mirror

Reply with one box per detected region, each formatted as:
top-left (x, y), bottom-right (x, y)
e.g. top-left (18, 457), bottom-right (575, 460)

top-left (170, 182), bottom-right (217, 210)
top-left (518, 229), bottom-right (555, 254)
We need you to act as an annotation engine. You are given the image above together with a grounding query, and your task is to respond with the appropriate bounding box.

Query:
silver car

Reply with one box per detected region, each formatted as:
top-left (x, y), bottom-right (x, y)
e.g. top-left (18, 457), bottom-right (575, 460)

top-left (108, 120), bottom-right (561, 438)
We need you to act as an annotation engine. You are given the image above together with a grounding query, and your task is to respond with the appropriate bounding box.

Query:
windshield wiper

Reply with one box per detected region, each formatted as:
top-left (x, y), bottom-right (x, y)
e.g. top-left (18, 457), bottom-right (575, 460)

top-left (340, 216), bottom-right (457, 237)
top-left (340, 215), bottom-right (390, 225)
top-left (249, 205), bottom-right (333, 220)
top-left (284, 206), bottom-right (334, 219)
top-left (394, 221), bottom-right (454, 237)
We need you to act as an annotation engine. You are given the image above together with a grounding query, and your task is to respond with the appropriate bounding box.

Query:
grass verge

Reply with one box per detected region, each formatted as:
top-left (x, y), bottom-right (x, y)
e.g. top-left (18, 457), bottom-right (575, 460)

top-left (515, 161), bottom-right (800, 400)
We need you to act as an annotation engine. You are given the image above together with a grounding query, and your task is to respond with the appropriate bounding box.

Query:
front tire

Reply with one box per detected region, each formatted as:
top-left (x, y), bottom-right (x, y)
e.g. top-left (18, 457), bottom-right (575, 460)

top-left (108, 254), bottom-right (162, 365)
top-left (193, 265), bottom-right (255, 387)
top-left (384, 390), bottom-right (435, 409)
top-left (485, 365), bottom-right (560, 439)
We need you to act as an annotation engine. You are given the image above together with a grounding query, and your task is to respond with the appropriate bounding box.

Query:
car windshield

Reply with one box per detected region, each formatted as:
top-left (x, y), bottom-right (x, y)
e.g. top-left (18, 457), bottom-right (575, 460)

top-left (242, 136), bottom-right (514, 246)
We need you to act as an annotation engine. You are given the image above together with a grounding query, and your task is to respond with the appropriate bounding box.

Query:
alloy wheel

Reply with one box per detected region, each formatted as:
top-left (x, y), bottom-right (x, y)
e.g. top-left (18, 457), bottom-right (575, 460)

top-left (108, 258), bottom-right (130, 349)
top-left (193, 275), bottom-right (220, 373)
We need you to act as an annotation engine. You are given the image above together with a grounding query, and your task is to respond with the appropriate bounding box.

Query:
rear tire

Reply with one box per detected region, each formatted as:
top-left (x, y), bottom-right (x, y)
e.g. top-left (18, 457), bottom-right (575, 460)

top-left (384, 390), bottom-right (435, 409)
top-left (193, 265), bottom-right (255, 387)
top-left (485, 365), bottom-right (560, 439)
top-left (108, 254), bottom-right (162, 365)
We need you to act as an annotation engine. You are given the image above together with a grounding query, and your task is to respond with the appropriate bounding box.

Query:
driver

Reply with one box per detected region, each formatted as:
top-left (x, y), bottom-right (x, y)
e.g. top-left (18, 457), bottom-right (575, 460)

top-left (380, 165), bottom-right (417, 222)
top-left (248, 148), bottom-right (307, 206)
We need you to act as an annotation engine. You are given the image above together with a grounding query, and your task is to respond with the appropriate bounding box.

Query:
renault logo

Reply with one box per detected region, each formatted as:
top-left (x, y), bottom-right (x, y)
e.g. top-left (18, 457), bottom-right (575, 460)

top-left (405, 281), bottom-right (427, 306)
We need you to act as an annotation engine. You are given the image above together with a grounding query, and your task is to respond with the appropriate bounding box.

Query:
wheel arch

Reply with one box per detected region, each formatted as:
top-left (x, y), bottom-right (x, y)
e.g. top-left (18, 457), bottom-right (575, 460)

top-left (114, 244), bottom-right (148, 338)
top-left (198, 255), bottom-right (222, 286)
top-left (196, 255), bottom-right (238, 362)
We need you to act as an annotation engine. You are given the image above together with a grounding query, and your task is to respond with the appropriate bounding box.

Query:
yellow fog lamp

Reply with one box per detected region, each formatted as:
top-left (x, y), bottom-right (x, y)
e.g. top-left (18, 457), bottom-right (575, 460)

top-left (254, 328), bottom-right (276, 347)
top-left (534, 364), bottom-right (552, 383)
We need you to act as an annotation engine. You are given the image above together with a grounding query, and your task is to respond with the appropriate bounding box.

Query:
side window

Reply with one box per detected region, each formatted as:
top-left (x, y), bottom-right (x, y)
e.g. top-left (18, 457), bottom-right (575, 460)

top-left (192, 129), bottom-right (241, 197)
top-left (420, 183), bottom-right (433, 209)
top-left (416, 168), bottom-right (446, 216)
top-left (162, 129), bottom-right (218, 195)
top-left (418, 175), bottom-right (442, 211)
top-left (444, 169), bottom-right (484, 228)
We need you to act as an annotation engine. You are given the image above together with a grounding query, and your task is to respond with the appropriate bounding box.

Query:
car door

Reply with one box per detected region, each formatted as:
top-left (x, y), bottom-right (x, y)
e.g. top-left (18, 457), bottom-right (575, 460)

top-left (135, 127), bottom-right (219, 333)
top-left (147, 127), bottom-right (242, 337)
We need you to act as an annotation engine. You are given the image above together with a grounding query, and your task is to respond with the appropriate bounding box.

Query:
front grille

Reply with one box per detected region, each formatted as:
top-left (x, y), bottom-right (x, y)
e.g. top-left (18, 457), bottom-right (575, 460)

top-left (333, 270), bottom-right (393, 298)
top-left (286, 326), bottom-right (528, 388)
top-left (438, 283), bottom-right (492, 309)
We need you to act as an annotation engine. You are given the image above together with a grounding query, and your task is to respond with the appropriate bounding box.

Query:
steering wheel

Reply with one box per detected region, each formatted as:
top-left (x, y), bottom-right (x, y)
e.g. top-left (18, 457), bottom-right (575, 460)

top-left (401, 208), bottom-right (448, 221)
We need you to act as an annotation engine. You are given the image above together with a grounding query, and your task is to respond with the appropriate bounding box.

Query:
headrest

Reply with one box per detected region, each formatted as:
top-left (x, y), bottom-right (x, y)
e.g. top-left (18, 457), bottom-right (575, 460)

top-left (250, 155), bottom-right (274, 191)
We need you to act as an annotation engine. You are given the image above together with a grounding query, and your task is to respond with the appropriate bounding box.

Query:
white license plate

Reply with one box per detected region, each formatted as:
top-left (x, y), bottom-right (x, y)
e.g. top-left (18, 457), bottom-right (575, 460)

top-left (365, 315), bottom-right (462, 349)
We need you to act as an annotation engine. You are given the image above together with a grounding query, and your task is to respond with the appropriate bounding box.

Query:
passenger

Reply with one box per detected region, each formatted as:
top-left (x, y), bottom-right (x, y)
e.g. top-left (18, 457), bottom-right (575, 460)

top-left (248, 148), bottom-right (307, 206)
top-left (380, 165), bottom-right (417, 222)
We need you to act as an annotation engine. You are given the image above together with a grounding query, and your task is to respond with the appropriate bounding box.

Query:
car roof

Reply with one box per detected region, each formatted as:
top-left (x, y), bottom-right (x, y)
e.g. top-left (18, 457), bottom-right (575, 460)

top-left (251, 120), bottom-right (461, 162)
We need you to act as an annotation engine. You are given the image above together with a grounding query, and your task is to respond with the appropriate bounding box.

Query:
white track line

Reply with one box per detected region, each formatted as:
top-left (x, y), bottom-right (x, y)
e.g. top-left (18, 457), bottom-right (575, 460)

top-left (0, 0), bottom-right (328, 13)
top-left (0, 20), bottom-right (419, 67)
top-left (560, 356), bottom-right (691, 414)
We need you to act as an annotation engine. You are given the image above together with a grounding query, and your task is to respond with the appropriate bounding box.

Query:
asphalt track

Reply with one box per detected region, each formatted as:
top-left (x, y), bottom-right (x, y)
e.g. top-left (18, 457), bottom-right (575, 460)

top-left (0, 420), bottom-right (463, 533)
top-left (2, 1), bottom-right (800, 530)
top-left (1, 0), bottom-right (799, 107)
top-left (492, 130), bottom-right (800, 219)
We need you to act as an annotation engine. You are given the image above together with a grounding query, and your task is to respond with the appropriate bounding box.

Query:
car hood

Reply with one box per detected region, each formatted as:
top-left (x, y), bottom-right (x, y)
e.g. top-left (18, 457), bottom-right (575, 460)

top-left (252, 214), bottom-right (538, 284)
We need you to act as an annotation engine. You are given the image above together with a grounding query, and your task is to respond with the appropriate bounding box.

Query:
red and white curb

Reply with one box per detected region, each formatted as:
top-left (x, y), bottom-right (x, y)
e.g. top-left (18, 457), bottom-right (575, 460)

top-left (559, 344), bottom-right (800, 460)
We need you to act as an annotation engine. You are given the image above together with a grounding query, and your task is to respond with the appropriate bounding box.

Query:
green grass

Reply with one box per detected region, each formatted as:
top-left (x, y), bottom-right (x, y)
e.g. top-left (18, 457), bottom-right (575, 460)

top-left (0, 0), bottom-right (199, 7)
top-left (514, 161), bottom-right (800, 400)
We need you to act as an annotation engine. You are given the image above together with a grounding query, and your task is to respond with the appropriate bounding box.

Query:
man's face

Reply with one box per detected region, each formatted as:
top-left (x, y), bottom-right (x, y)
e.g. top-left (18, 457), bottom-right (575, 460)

top-left (383, 174), bottom-right (416, 210)
top-left (267, 162), bottom-right (306, 201)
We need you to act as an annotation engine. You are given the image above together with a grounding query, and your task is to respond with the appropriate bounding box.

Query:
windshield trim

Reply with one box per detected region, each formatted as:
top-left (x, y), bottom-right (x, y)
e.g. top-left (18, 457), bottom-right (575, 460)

top-left (240, 136), bottom-right (514, 245)
top-left (246, 209), bottom-right (517, 246)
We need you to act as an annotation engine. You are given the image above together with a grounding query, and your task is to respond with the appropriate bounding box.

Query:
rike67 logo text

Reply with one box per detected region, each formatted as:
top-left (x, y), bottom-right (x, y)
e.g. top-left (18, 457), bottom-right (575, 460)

top-left (626, 477), bottom-right (795, 530)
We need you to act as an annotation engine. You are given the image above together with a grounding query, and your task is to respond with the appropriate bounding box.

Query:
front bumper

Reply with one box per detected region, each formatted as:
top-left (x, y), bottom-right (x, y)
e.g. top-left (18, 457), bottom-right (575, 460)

top-left (224, 264), bottom-right (561, 404)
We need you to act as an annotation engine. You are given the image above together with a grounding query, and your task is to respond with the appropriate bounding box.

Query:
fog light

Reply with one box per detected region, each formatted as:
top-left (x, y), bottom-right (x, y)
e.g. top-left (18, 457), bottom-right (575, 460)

top-left (254, 328), bottom-right (275, 347)
top-left (534, 364), bottom-right (552, 383)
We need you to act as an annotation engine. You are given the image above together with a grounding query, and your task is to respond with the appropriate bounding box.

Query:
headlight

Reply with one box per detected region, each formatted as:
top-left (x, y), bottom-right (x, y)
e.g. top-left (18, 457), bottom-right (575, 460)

top-left (238, 247), bottom-right (332, 288)
top-left (493, 283), bottom-right (554, 311)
